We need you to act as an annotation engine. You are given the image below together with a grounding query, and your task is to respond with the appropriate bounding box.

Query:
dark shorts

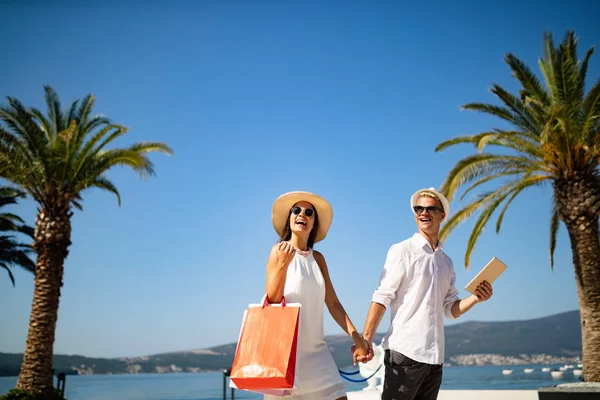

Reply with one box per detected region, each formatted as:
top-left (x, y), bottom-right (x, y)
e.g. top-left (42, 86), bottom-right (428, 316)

top-left (382, 350), bottom-right (443, 400)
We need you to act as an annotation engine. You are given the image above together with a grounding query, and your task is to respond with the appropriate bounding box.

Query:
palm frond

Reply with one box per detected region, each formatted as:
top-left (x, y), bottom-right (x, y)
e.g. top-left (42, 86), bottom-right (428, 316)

top-left (0, 100), bottom-right (52, 181)
top-left (539, 32), bottom-right (558, 104)
top-left (462, 103), bottom-right (539, 134)
top-left (475, 130), bottom-right (543, 157)
top-left (71, 124), bottom-right (127, 180)
top-left (568, 32), bottom-right (587, 107)
top-left (0, 100), bottom-right (45, 148)
top-left (87, 176), bottom-right (121, 206)
top-left (71, 193), bottom-right (83, 211)
top-left (439, 153), bottom-right (540, 202)
top-left (0, 188), bottom-right (35, 286)
top-left (459, 171), bottom-right (512, 202)
top-left (29, 107), bottom-right (54, 145)
top-left (579, 45), bottom-right (595, 89)
top-left (555, 32), bottom-right (578, 110)
top-left (0, 212), bottom-right (26, 224)
top-left (581, 77), bottom-right (600, 137)
top-left (44, 85), bottom-right (62, 134)
top-left (80, 115), bottom-right (111, 135)
top-left (76, 94), bottom-right (96, 125)
top-left (127, 142), bottom-right (173, 155)
top-left (462, 176), bottom-right (547, 266)
top-left (0, 186), bottom-right (26, 202)
top-left (71, 199), bottom-right (83, 210)
top-left (72, 97), bottom-right (111, 150)
top-left (495, 175), bottom-right (550, 232)
top-left (490, 84), bottom-right (541, 133)
top-left (95, 149), bottom-right (156, 177)
top-left (506, 53), bottom-right (549, 105)
top-left (63, 99), bottom-right (79, 130)
top-left (435, 130), bottom-right (540, 155)
top-left (79, 145), bottom-right (170, 186)
top-left (435, 134), bottom-right (482, 152)
top-left (93, 143), bottom-right (172, 178)
top-left (18, 225), bottom-right (34, 238)
top-left (2, 263), bottom-right (16, 286)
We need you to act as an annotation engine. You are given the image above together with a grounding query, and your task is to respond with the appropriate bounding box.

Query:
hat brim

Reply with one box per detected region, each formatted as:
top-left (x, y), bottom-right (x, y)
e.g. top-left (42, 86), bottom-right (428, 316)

top-left (410, 187), bottom-right (450, 219)
top-left (272, 191), bottom-right (333, 243)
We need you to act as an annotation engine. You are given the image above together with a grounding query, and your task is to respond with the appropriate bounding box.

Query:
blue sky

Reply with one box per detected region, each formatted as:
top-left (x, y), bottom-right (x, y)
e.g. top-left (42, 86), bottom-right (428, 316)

top-left (0, 0), bottom-right (598, 358)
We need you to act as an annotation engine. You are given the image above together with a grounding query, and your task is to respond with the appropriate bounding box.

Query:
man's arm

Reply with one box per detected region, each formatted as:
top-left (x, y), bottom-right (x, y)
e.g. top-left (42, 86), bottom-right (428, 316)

top-left (362, 301), bottom-right (386, 344)
top-left (354, 245), bottom-right (403, 362)
top-left (364, 244), bottom-right (403, 338)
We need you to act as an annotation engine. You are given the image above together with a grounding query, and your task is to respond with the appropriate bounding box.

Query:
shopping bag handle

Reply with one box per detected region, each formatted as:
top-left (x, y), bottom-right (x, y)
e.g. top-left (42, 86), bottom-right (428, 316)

top-left (262, 294), bottom-right (286, 308)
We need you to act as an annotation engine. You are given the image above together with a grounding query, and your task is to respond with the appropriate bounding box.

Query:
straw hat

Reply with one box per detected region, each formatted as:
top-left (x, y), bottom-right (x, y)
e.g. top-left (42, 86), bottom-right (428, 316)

top-left (271, 191), bottom-right (333, 243)
top-left (410, 187), bottom-right (451, 218)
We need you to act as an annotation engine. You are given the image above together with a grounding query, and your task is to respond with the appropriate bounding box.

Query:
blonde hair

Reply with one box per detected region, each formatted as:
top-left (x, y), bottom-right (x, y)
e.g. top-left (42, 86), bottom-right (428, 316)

top-left (418, 191), bottom-right (444, 212)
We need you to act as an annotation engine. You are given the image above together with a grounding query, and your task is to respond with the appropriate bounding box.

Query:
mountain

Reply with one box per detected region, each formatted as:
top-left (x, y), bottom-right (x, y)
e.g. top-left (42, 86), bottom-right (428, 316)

top-left (322, 310), bottom-right (581, 367)
top-left (445, 310), bottom-right (581, 357)
top-left (0, 310), bottom-right (582, 376)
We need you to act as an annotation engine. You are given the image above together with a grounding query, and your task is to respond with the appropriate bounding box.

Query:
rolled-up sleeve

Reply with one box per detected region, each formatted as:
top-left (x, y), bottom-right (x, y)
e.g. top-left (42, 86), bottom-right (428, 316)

top-left (444, 263), bottom-right (460, 319)
top-left (372, 244), bottom-right (404, 308)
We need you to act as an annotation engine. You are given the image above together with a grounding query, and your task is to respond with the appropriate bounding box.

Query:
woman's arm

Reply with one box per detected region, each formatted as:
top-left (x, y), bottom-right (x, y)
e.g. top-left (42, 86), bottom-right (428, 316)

top-left (265, 241), bottom-right (296, 303)
top-left (313, 251), bottom-right (368, 358)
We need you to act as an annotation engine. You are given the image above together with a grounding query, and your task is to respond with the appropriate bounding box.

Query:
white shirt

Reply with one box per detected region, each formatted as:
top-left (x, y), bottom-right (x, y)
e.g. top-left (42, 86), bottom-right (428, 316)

top-left (372, 233), bottom-right (460, 365)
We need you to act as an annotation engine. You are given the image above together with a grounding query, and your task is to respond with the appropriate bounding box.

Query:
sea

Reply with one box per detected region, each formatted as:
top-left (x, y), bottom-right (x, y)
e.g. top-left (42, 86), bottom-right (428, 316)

top-left (0, 365), bottom-right (582, 400)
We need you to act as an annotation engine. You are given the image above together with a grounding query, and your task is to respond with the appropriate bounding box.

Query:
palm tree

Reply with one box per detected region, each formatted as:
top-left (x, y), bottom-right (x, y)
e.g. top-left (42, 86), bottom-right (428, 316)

top-left (0, 186), bottom-right (35, 286)
top-left (0, 85), bottom-right (172, 398)
top-left (435, 31), bottom-right (600, 381)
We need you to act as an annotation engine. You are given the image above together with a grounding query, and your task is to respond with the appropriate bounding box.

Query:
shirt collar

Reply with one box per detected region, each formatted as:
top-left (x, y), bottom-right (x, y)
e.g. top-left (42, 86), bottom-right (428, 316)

top-left (412, 232), bottom-right (444, 251)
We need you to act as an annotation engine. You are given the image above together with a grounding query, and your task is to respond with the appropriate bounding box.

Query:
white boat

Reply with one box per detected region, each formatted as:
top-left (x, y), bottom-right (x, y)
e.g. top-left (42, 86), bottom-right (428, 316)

top-left (541, 367), bottom-right (551, 372)
top-left (551, 370), bottom-right (564, 379)
top-left (502, 369), bottom-right (513, 375)
top-left (573, 369), bottom-right (583, 376)
top-left (577, 363), bottom-right (583, 368)
top-left (524, 368), bottom-right (534, 373)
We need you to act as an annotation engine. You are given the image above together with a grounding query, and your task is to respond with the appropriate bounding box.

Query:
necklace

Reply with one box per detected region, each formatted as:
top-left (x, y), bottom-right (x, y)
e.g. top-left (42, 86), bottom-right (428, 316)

top-left (296, 248), bottom-right (312, 257)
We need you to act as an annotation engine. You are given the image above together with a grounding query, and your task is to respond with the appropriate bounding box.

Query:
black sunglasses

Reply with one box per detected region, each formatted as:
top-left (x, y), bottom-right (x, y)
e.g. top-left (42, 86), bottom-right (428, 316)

top-left (291, 206), bottom-right (315, 217)
top-left (413, 205), bottom-right (443, 215)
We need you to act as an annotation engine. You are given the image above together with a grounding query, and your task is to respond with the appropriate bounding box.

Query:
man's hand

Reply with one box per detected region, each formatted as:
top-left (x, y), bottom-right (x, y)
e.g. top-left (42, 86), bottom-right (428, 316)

top-left (351, 339), bottom-right (374, 364)
top-left (475, 280), bottom-right (493, 302)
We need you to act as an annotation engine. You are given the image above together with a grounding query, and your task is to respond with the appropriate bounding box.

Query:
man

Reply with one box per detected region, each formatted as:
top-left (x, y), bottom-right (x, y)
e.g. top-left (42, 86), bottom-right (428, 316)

top-left (357, 187), bottom-right (493, 400)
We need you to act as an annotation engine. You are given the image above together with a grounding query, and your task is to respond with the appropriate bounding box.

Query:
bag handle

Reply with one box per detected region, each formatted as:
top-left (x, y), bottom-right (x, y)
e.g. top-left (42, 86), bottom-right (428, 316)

top-left (262, 294), bottom-right (286, 308)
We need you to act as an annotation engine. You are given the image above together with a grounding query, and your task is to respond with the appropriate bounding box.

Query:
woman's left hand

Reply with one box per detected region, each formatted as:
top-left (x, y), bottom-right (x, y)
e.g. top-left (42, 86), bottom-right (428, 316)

top-left (351, 339), bottom-right (374, 364)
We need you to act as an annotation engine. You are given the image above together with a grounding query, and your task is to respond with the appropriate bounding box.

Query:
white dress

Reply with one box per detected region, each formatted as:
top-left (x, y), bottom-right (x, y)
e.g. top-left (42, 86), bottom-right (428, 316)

top-left (265, 249), bottom-right (347, 400)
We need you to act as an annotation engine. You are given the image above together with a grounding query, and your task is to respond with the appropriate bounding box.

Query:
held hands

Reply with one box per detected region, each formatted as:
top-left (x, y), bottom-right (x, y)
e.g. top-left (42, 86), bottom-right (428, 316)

top-left (351, 338), bottom-right (374, 365)
top-left (277, 241), bottom-right (296, 268)
top-left (474, 280), bottom-right (493, 302)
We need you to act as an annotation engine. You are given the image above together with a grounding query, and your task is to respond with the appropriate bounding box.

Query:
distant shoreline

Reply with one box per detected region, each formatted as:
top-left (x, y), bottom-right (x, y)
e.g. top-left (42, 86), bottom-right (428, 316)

top-left (0, 357), bottom-right (584, 378)
top-left (1, 310), bottom-right (582, 377)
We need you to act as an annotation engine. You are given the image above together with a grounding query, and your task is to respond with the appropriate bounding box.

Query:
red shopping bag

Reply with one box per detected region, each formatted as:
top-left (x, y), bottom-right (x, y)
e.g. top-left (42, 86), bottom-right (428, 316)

top-left (229, 295), bottom-right (300, 394)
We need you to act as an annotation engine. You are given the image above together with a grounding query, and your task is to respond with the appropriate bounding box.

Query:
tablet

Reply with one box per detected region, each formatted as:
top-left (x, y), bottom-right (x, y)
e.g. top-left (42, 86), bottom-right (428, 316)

top-left (464, 257), bottom-right (507, 295)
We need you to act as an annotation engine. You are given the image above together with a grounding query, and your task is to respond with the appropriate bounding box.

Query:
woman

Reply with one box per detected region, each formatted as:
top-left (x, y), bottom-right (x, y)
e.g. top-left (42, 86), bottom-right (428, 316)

top-left (266, 191), bottom-right (370, 400)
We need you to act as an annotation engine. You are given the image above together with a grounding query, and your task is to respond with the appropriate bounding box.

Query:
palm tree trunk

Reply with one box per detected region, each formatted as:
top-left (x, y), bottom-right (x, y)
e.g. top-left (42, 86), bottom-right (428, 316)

top-left (564, 217), bottom-right (600, 382)
top-left (555, 176), bottom-right (600, 382)
top-left (16, 208), bottom-right (71, 399)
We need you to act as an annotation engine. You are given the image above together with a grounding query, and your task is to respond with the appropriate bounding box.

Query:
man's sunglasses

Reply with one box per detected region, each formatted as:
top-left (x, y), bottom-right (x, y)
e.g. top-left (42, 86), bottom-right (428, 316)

top-left (413, 206), bottom-right (443, 215)
top-left (291, 206), bottom-right (315, 217)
